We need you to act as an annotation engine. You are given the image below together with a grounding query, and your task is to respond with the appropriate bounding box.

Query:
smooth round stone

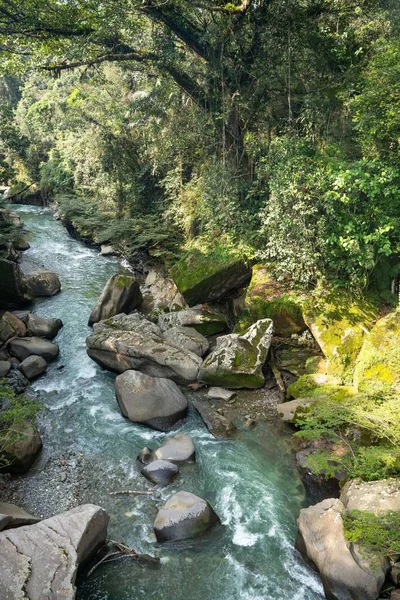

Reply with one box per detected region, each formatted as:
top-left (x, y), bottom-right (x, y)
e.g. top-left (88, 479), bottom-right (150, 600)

top-left (19, 355), bottom-right (47, 380)
top-left (8, 337), bottom-right (59, 362)
top-left (153, 434), bottom-right (195, 463)
top-left (141, 459), bottom-right (179, 486)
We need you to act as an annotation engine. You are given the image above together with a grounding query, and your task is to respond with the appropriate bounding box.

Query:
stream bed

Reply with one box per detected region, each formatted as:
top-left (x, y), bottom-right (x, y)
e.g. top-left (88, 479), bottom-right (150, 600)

top-left (8, 205), bottom-right (324, 600)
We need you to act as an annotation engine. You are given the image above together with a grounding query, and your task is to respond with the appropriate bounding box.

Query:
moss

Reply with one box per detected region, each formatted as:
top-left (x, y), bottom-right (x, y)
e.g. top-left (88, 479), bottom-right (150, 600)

top-left (287, 373), bottom-right (356, 400)
top-left (276, 346), bottom-right (323, 376)
top-left (302, 293), bottom-right (379, 381)
top-left (115, 274), bottom-right (134, 289)
top-left (200, 369), bottom-right (264, 389)
top-left (354, 309), bottom-right (400, 396)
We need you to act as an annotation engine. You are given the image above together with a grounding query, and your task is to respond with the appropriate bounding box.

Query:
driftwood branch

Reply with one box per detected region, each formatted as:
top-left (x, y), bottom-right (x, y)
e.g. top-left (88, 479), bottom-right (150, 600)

top-left (109, 489), bottom-right (155, 496)
top-left (87, 540), bottom-right (159, 577)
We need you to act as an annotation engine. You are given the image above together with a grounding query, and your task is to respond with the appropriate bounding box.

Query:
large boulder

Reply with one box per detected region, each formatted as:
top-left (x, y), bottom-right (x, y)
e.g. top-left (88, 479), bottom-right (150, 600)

top-left (0, 503), bottom-right (40, 531)
top-left (0, 311), bottom-right (26, 343)
top-left (193, 399), bottom-right (237, 438)
top-left (0, 504), bottom-right (109, 600)
top-left (169, 240), bottom-right (251, 306)
top-left (140, 268), bottom-right (187, 316)
top-left (302, 296), bottom-right (378, 380)
top-left (115, 370), bottom-right (188, 431)
top-left (0, 259), bottom-right (32, 308)
top-left (153, 491), bottom-right (220, 542)
top-left (158, 305), bottom-right (228, 336)
top-left (19, 355), bottom-right (47, 381)
top-left (296, 498), bottom-right (388, 600)
top-left (86, 313), bottom-right (201, 383)
top-left (198, 318), bottom-right (273, 389)
top-left (353, 310), bottom-right (400, 397)
top-left (88, 273), bottom-right (142, 326)
top-left (163, 326), bottom-right (209, 357)
top-left (26, 271), bottom-right (61, 297)
top-left (25, 313), bottom-right (63, 339)
top-left (0, 360), bottom-right (11, 377)
top-left (241, 265), bottom-right (307, 337)
top-left (141, 459), bottom-right (179, 486)
top-left (0, 421), bottom-right (42, 474)
top-left (340, 478), bottom-right (400, 513)
top-left (9, 337), bottom-right (59, 362)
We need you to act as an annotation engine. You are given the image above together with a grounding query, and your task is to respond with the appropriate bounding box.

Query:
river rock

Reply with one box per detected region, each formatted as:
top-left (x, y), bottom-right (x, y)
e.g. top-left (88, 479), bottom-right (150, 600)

top-left (0, 360), bottom-right (11, 377)
top-left (0, 259), bottom-right (32, 309)
top-left (0, 311), bottom-right (26, 343)
top-left (207, 387), bottom-right (236, 401)
top-left (115, 370), bottom-right (188, 431)
top-left (26, 270), bottom-right (61, 296)
top-left (198, 318), bottom-right (273, 389)
top-left (340, 478), bottom-right (400, 513)
top-left (19, 355), bottom-right (47, 380)
top-left (276, 398), bottom-right (313, 423)
top-left (0, 421), bottom-right (42, 474)
top-left (87, 313), bottom-right (201, 383)
top-left (193, 399), bottom-right (237, 438)
top-left (296, 498), bottom-right (388, 600)
top-left (100, 244), bottom-right (115, 256)
top-left (158, 305), bottom-right (228, 336)
top-left (154, 491), bottom-right (220, 542)
top-left (26, 313), bottom-right (63, 339)
top-left (0, 504), bottom-right (109, 600)
top-left (153, 433), bottom-right (195, 463)
top-left (163, 326), bottom-right (209, 357)
top-left (14, 238), bottom-right (30, 251)
top-left (9, 337), bottom-right (59, 362)
top-left (0, 503), bottom-right (40, 530)
top-left (140, 268), bottom-right (187, 315)
top-left (88, 273), bottom-right (143, 325)
top-left (141, 459), bottom-right (179, 486)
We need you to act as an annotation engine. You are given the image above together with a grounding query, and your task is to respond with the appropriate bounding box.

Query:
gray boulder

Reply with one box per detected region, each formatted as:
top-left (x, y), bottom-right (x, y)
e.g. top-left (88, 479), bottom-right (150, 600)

top-left (153, 433), bottom-right (195, 463)
top-left (0, 504), bottom-right (109, 600)
top-left (207, 387), bottom-right (236, 401)
top-left (158, 305), bottom-right (228, 336)
top-left (140, 268), bottom-right (187, 316)
top-left (277, 398), bottom-right (313, 423)
top-left (19, 355), bottom-right (47, 380)
top-left (198, 318), bottom-right (274, 389)
top-left (0, 360), bottom-right (11, 377)
top-left (154, 491), bottom-right (220, 542)
top-left (88, 273), bottom-right (142, 325)
top-left (0, 503), bottom-right (40, 531)
top-left (9, 337), bottom-right (59, 362)
top-left (115, 370), bottom-right (188, 431)
top-left (193, 399), bottom-right (237, 439)
top-left (4, 366), bottom-right (30, 395)
top-left (163, 326), bottom-right (209, 357)
top-left (26, 271), bottom-right (61, 296)
top-left (26, 313), bottom-right (63, 339)
top-left (0, 259), bottom-right (32, 309)
top-left (86, 313), bottom-right (201, 384)
top-left (141, 459), bottom-right (179, 486)
top-left (0, 421), bottom-right (42, 474)
top-left (296, 498), bottom-right (388, 600)
top-left (340, 478), bottom-right (400, 513)
top-left (100, 244), bottom-right (115, 256)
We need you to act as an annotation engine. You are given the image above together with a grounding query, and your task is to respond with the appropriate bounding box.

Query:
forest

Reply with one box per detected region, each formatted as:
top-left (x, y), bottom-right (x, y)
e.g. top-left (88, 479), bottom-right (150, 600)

top-left (1, 0), bottom-right (399, 292)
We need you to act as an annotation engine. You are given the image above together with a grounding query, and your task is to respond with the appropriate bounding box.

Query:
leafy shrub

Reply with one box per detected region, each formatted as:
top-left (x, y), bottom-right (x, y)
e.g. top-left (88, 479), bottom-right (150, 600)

top-left (344, 510), bottom-right (400, 562)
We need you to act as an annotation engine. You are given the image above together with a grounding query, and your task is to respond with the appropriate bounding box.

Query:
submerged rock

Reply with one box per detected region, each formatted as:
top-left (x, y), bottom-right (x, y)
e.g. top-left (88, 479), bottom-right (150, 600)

top-left (0, 504), bottom-right (109, 600)
top-left (296, 498), bottom-right (388, 600)
top-left (154, 491), bottom-right (220, 542)
top-left (198, 318), bottom-right (273, 389)
top-left (158, 305), bottom-right (228, 336)
top-left (115, 370), bottom-right (188, 431)
top-left (9, 336), bottom-right (59, 362)
top-left (0, 259), bottom-right (33, 308)
top-left (88, 273), bottom-right (142, 325)
top-left (26, 270), bottom-right (61, 297)
top-left (141, 459), bottom-right (179, 486)
top-left (86, 313), bottom-right (201, 383)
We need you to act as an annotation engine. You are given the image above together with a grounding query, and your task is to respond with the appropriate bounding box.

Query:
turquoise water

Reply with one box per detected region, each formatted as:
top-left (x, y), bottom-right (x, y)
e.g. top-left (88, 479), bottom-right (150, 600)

top-left (15, 205), bottom-right (324, 600)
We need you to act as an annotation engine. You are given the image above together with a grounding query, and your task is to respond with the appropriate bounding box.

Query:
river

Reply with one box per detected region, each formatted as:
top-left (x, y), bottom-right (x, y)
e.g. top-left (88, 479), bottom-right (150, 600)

top-left (12, 205), bottom-right (324, 600)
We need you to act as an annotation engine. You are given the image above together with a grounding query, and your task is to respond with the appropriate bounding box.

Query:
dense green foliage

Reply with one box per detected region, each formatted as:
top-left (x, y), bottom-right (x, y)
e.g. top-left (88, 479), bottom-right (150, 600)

top-left (0, 0), bottom-right (399, 285)
top-left (344, 509), bottom-right (400, 562)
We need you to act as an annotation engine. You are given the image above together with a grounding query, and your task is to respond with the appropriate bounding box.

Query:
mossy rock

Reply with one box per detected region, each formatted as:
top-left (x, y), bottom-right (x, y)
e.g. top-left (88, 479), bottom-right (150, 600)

top-left (240, 265), bottom-right (306, 337)
top-left (302, 295), bottom-right (378, 381)
top-left (275, 345), bottom-right (324, 377)
top-left (287, 373), bottom-right (356, 401)
top-left (354, 309), bottom-right (400, 396)
top-left (170, 238), bottom-right (251, 306)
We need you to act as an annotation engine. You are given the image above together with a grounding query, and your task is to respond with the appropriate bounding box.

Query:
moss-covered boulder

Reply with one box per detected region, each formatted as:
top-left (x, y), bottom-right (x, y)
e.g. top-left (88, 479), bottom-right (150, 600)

top-left (287, 373), bottom-right (356, 401)
top-left (170, 239), bottom-right (251, 306)
top-left (88, 273), bottom-right (142, 325)
top-left (158, 305), bottom-right (227, 336)
top-left (198, 318), bottom-right (273, 389)
top-left (240, 265), bottom-right (306, 337)
top-left (302, 296), bottom-right (378, 381)
top-left (275, 345), bottom-right (325, 377)
top-left (354, 309), bottom-right (400, 396)
top-left (0, 259), bottom-right (33, 309)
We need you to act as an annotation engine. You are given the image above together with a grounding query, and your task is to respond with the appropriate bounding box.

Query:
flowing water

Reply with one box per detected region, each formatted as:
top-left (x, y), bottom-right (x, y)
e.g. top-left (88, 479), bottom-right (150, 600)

top-left (13, 205), bottom-right (324, 600)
